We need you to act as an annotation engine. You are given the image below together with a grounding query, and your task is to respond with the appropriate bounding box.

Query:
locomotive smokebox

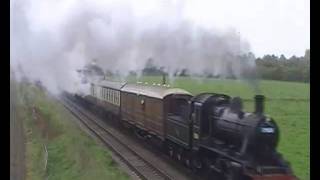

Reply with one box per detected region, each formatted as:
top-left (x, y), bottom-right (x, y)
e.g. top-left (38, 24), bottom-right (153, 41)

top-left (254, 95), bottom-right (265, 115)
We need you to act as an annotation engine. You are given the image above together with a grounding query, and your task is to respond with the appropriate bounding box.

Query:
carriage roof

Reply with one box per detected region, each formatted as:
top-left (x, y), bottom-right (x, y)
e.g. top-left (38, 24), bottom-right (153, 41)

top-left (121, 82), bottom-right (192, 99)
top-left (93, 80), bottom-right (126, 90)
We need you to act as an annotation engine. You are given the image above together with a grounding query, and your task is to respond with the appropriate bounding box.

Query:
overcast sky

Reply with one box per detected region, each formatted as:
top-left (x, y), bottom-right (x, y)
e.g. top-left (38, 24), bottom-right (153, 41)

top-left (10, 0), bottom-right (310, 93)
top-left (11, 0), bottom-right (310, 58)
top-left (133, 0), bottom-right (310, 57)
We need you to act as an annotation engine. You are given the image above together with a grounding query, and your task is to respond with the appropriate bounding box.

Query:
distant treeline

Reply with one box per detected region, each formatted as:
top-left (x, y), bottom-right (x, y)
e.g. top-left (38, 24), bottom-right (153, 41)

top-left (255, 49), bottom-right (310, 82)
top-left (140, 49), bottom-right (310, 83)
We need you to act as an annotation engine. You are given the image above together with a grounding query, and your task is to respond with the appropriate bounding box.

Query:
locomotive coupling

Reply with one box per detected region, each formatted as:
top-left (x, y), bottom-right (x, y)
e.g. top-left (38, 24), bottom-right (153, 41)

top-left (254, 95), bottom-right (265, 115)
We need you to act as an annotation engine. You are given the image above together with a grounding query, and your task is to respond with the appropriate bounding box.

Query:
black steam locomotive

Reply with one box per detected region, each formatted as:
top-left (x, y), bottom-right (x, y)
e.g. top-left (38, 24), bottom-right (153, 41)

top-left (183, 93), bottom-right (291, 179)
top-left (74, 78), bottom-right (296, 180)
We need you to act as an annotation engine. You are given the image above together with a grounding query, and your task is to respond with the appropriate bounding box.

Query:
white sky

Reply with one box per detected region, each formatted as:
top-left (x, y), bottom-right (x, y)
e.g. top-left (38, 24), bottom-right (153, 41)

top-left (11, 0), bottom-right (310, 58)
top-left (134, 0), bottom-right (310, 57)
top-left (10, 0), bottom-right (310, 93)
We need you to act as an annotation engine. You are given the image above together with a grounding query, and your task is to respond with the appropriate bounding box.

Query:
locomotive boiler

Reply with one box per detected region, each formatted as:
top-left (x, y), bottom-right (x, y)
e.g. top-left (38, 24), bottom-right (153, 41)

top-left (200, 94), bottom-right (279, 158)
top-left (188, 93), bottom-right (291, 179)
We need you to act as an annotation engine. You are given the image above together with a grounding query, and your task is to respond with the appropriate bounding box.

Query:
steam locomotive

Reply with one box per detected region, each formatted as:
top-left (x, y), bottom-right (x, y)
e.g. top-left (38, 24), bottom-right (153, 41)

top-left (74, 78), bottom-right (296, 180)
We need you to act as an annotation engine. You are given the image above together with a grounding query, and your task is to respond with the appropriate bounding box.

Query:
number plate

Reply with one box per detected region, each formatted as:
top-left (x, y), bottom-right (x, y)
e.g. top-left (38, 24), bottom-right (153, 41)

top-left (261, 127), bottom-right (274, 133)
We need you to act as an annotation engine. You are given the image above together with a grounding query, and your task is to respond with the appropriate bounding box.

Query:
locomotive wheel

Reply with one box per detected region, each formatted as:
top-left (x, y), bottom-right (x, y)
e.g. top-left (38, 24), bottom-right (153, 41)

top-left (191, 157), bottom-right (203, 173)
top-left (176, 148), bottom-right (183, 162)
top-left (183, 152), bottom-right (192, 167)
top-left (177, 153), bottom-right (182, 161)
top-left (168, 148), bottom-right (174, 158)
top-left (185, 158), bottom-right (191, 167)
top-left (225, 170), bottom-right (241, 180)
top-left (224, 163), bottom-right (242, 180)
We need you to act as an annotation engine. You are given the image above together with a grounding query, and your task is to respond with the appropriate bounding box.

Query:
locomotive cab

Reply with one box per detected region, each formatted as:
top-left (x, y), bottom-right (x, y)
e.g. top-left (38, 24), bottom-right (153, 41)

top-left (190, 93), bottom-right (231, 150)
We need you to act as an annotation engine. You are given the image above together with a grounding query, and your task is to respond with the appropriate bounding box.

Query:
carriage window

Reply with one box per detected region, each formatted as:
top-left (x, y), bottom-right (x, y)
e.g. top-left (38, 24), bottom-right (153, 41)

top-left (107, 89), bottom-right (110, 102)
top-left (102, 88), bottom-right (104, 99)
top-left (108, 89), bottom-right (110, 102)
top-left (110, 89), bottom-right (112, 102)
top-left (114, 91), bottom-right (116, 104)
top-left (97, 87), bottom-right (99, 97)
top-left (110, 90), bottom-right (112, 102)
top-left (111, 90), bottom-right (114, 104)
top-left (104, 88), bottom-right (107, 100)
top-left (117, 92), bottom-right (119, 105)
top-left (116, 92), bottom-right (118, 105)
top-left (114, 91), bottom-right (117, 105)
top-left (115, 91), bottom-right (117, 105)
top-left (116, 92), bottom-right (119, 105)
top-left (109, 90), bottom-right (112, 103)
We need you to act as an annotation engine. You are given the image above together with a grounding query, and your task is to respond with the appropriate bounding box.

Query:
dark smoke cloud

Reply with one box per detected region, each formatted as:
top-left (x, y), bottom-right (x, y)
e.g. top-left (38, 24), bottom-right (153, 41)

top-left (10, 0), bottom-right (257, 95)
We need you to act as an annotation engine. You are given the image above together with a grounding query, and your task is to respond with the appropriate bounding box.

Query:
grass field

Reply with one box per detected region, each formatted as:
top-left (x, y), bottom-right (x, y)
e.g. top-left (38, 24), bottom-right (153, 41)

top-left (125, 76), bottom-right (310, 180)
top-left (13, 76), bottom-right (309, 179)
top-left (14, 81), bottom-right (129, 180)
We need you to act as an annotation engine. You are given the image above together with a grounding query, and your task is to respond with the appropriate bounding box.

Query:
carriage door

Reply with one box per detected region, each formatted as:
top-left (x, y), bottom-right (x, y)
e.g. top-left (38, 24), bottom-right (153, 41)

top-left (192, 102), bottom-right (202, 149)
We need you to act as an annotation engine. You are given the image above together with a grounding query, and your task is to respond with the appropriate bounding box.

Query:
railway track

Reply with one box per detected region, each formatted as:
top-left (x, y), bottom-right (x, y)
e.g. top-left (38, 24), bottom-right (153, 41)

top-left (61, 96), bottom-right (181, 180)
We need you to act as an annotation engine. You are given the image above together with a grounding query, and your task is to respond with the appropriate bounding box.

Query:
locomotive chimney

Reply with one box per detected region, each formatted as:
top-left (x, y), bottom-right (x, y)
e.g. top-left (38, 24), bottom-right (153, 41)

top-left (254, 95), bottom-right (265, 115)
top-left (162, 73), bottom-right (166, 85)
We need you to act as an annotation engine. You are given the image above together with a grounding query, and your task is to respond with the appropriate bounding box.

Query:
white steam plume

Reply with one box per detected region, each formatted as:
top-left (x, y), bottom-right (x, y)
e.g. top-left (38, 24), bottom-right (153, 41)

top-left (10, 0), bottom-right (257, 95)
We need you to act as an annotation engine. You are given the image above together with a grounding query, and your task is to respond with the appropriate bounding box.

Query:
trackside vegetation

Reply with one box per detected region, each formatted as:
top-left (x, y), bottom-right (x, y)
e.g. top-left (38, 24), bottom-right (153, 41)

top-left (15, 81), bottom-right (129, 180)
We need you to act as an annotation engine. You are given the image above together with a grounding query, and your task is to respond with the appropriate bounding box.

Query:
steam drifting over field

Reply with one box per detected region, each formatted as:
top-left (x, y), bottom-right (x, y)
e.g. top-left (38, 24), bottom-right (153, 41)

top-left (10, 0), bottom-right (257, 94)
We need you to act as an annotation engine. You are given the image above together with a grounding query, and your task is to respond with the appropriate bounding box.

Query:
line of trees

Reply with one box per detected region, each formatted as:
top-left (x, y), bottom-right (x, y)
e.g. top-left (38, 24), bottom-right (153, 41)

top-left (141, 49), bottom-right (310, 83)
top-left (256, 49), bottom-right (309, 82)
top-left (88, 49), bottom-right (310, 83)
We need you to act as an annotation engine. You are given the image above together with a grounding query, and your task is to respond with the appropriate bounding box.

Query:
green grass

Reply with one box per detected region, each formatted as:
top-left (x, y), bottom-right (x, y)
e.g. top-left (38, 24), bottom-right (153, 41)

top-left (14, 76), bottom-right (309, 179)
top-left (15, 82), bottom-right (129, 180)
top-left (125, 75), bottom-right (310, 180)
top-left (125, 76), bottom-right (309, 100)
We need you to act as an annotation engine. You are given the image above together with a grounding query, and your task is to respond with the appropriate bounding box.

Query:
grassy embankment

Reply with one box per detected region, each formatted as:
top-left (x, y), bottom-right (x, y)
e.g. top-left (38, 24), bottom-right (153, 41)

top-left (15, 81), bottom-right (129, 180)
top-left (125, 76), bottom-right (309, 180)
